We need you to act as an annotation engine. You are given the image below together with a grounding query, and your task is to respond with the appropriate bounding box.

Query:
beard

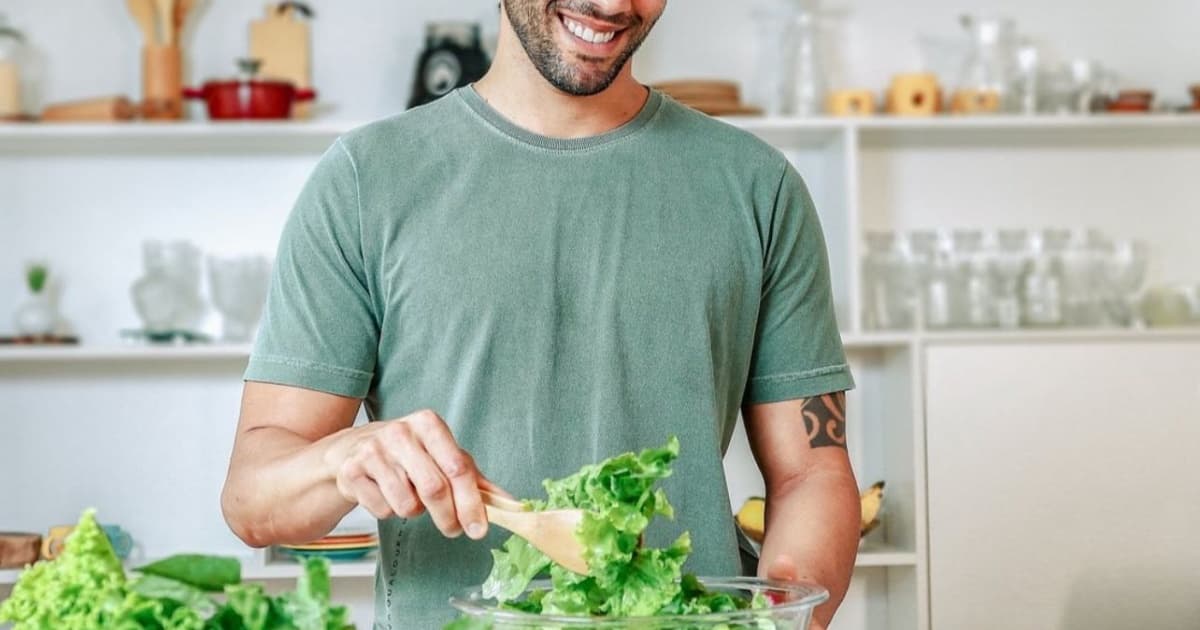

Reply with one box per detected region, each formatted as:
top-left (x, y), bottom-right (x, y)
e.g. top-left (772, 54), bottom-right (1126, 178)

top-left (503, 0), bottom-right (659, 96)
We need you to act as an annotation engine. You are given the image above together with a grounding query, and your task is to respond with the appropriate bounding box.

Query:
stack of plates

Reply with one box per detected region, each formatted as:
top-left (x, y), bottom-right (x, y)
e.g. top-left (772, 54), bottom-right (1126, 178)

top-left (277, 529), bottom-right (378, 561)
top-left (651, 80), bottom-right (762, 116)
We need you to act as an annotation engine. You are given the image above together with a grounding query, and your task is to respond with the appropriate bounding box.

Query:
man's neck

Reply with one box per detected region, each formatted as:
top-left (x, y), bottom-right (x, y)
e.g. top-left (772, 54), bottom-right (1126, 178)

top-left (472, 18), bottom-right (649, 140)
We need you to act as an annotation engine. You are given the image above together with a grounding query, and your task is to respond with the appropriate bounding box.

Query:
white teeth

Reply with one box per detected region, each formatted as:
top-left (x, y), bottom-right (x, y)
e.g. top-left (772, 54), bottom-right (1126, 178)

top-left (562, 16), bottom-right (617, 44)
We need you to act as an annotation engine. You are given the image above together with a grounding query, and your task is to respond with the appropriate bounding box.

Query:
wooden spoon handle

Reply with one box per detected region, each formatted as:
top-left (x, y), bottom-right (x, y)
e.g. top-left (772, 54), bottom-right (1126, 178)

top-left (479, 489), bottom-right (526, 513)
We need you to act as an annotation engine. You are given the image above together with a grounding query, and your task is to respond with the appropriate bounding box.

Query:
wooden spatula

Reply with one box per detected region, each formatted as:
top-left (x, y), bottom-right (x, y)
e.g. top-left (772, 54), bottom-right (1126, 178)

top-left (126, 0), bottom-right (158, 44)
top-left (480, 490), bottom-right (590, 576)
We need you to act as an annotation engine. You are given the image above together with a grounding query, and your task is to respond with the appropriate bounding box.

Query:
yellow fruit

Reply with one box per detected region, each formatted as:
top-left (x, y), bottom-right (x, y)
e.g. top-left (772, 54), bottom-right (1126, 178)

top-left (860, 481), bottom-right (885, 537)
top-left (735, 497), bottom-right (766, 543)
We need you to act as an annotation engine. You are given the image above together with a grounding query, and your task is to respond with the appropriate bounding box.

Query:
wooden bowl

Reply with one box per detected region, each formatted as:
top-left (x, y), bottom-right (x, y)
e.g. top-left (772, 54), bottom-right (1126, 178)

top-left (0, 532), bottom-right (42, 569)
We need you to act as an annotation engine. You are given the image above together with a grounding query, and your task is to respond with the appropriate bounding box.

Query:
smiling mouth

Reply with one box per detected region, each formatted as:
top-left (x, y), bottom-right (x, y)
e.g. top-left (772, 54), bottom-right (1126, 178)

top-left (558, 12), bottom-right (625, 46)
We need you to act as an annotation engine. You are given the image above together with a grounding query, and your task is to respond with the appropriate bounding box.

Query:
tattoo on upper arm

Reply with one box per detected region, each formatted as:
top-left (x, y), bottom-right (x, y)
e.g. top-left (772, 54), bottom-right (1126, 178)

top-left (801, 392), bottom-right (847, 449)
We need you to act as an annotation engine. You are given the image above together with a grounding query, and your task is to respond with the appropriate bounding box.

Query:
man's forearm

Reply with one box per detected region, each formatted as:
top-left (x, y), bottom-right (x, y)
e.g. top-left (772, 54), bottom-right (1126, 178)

top-left (221, 425), bottom-right (358, 547)
top-left (759, 467), bottom-right (861, 627)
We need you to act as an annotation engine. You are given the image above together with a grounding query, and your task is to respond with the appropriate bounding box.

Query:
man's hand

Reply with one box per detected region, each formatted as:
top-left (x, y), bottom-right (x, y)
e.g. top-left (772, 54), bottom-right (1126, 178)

top-left (763, 554), bottom-right (827, 630)
top-left (222, 383), bottom-right (504, 547)
top-left (326, 409), bottom-right (502, 540)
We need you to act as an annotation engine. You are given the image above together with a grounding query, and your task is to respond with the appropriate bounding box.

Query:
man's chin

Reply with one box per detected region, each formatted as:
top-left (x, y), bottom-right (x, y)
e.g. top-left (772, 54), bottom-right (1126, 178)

top-left (547, 60), bottom-right (626, 96)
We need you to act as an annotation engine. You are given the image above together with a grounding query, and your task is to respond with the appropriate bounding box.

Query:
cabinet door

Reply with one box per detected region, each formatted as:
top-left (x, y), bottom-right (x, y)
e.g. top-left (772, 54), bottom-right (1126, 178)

top-left (926, 342), bottom-right (1200, 630)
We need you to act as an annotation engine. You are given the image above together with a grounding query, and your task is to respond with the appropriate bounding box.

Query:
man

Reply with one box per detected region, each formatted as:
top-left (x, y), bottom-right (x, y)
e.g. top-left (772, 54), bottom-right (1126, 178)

top-left (221, 1), bottom-right (860, 627)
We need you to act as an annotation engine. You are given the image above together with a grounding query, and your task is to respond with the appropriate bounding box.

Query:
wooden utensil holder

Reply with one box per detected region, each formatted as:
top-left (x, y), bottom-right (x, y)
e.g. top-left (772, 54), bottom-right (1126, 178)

top-left (142, 44), bottom-right (183, 120)
top-left (827, 89), bottom-right (876, 116)
top-left (887, 73), bottom-right (942, 116)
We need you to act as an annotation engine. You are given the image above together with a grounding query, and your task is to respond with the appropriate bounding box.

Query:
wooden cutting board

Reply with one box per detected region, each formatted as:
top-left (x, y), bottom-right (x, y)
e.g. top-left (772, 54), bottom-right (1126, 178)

top-left (249, 3), bottom-right (311, 118)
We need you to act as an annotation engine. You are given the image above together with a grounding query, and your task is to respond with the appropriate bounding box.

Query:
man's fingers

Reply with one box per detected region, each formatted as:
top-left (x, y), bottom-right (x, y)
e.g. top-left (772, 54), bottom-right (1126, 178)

top-left (342, 471), bottom-right (393, 520)
top-left (415, 418), bottom-right (488, 540)
top-left (392, 431), bottom-right (461, 537)
top-left (362, 456), bottom-right (422, 519)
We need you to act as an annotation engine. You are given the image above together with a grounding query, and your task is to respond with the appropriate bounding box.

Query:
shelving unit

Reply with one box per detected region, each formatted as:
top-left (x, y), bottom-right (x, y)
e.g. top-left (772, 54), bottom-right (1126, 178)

top-left (0, 546), bottom-right (920, 587)
top-left (0, 343), bottom-right (253, 362)
top-left (5, 110), bottom-right (1199, 630)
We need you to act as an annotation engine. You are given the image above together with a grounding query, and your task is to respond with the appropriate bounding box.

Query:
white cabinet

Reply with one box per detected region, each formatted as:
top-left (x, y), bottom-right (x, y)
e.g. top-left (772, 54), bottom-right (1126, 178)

top-left (925, 341), bottom-right (1200, 630)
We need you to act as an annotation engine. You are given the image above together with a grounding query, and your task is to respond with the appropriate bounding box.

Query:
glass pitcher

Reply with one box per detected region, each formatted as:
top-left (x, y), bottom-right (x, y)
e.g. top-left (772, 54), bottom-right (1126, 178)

top-left (954, 15), bottom-right (1017, 113)
top-left (748, 0), bottom-right (829, 117)
top-left (0, 16), bottom-right (25, 119)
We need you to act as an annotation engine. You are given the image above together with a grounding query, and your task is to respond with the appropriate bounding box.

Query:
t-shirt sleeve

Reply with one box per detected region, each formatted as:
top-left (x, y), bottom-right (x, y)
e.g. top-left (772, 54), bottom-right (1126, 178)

top-left (742, 161), bottom-right (855, 405)
top-left (244, 138), bottom-right (379, 398)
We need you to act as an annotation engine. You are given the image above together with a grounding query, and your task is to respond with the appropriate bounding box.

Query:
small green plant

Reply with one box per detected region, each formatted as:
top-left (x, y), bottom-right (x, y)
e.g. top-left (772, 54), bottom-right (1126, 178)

top-left (26, 263), bottom-right (48, 294)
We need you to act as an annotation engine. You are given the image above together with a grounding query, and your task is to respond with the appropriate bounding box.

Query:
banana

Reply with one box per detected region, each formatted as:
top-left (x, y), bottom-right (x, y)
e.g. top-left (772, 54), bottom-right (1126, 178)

top-left (860, 481), bottom-right (885, 537)
top-left (735, 497), bottom-right (766, 543)
top-left (734, 481), bottom-right (884, 542)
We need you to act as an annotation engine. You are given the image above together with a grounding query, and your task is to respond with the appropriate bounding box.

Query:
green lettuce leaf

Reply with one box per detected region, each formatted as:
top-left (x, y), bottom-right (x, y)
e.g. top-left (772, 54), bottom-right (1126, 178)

top-left (137, 554), bottom-right (241, 593)
top-left (0, 509), bottom-right (205, 630)
top-left (481, 536), bottom-right (551, 601)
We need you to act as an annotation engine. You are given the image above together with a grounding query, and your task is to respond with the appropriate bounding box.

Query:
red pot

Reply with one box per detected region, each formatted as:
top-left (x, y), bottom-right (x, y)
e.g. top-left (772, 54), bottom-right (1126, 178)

top-left (184, 60), bottom-right (315, 120)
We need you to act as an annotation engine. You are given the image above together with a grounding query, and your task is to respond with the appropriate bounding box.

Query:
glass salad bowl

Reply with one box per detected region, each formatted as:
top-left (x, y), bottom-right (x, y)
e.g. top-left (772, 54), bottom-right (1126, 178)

top-left (449, 577), bottom-right (829, 629)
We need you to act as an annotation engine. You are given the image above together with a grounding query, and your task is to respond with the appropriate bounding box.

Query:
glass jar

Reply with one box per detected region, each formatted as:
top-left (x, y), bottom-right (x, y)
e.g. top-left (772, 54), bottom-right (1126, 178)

top-left (862, 231), bottom-right (917, 330)
top-left (0, 16), bottom-right (25, 119)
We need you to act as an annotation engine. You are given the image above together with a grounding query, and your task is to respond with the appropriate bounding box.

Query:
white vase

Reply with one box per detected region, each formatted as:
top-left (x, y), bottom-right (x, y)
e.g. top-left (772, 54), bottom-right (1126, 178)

top-left (14, 292), bottom-right (56, 337)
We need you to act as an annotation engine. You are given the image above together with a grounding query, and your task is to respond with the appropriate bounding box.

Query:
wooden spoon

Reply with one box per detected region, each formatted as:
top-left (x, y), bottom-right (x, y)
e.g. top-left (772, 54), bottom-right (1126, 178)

top-left (480, 490), bottom-right (590, 576)
top-left (173, 0), bottom-right (195, 45)
top-left (126, 0), bottom-right (158, 44)
top-left (154, 0), bottom-right (175, 45)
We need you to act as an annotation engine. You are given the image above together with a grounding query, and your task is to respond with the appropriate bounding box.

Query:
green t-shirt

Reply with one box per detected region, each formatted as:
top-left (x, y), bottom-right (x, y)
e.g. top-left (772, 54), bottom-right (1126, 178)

top-left (245, 86), bottom-right (854, 628)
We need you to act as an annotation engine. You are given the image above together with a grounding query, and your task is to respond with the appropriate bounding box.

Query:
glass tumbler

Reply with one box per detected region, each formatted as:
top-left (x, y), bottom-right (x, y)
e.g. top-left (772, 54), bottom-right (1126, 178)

top-left (1021, 229), bottom-right (1067, 327)
top-left (989, 229), bottom-right (1028, 329)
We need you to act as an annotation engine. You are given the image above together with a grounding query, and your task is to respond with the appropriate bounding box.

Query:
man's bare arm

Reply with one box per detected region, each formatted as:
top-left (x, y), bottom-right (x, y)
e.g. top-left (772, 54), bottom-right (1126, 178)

top-left (221, 382), bottom-right (496, 547)
top-left (743, 392), bottom-right (859, 629)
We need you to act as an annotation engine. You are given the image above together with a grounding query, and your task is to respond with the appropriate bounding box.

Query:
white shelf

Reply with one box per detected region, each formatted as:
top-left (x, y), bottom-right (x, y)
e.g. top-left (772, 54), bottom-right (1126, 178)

top-left (0, 567), bottom-right (20, 585)
top-left (855, 545), bottom-right (918, 568)
top-left (0, 344), bottom-right (252, 362)
top-left (916, 327), bottom-right (1200, 345)
top-left (0, 120), bottom-right (357, 152)
top-left (2, 329), bottom-right (1194, 365)
top-left (5, 113), bottom-right (1200, 151)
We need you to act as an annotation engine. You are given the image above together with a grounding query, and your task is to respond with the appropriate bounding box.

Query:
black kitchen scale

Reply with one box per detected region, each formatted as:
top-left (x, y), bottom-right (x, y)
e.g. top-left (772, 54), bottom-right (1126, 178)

top-left (408, 21), bottom-right (491, 108)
